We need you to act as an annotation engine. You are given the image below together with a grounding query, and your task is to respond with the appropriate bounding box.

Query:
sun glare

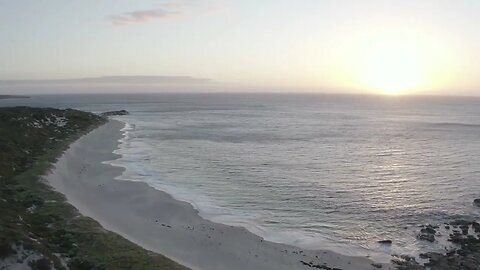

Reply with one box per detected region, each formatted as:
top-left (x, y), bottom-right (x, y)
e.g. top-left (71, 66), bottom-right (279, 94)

top-left (330, 30), bottom-right (447, 96)
top-left (360, 34), bottom-right (429, 95)
top-left (363, 41), bottom-right (423, 94)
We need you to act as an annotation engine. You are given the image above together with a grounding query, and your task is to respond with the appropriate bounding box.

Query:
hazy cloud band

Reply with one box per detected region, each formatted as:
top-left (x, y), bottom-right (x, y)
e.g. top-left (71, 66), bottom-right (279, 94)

top-left (109, 6), bottom-right (184, 26)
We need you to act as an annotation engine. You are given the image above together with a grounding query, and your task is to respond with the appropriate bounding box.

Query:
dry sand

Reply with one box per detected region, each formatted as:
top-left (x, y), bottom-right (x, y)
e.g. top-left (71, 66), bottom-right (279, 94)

top-left (45, 120), bottom-right (393, 270)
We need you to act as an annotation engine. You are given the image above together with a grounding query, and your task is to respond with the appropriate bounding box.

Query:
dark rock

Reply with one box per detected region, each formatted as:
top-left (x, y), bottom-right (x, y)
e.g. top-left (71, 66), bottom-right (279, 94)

top-left (472, 221), bottom-right (480, 233)
top-left (421, 226), bottom-right (436, 235)
top-left (371, 263), bottom-right (382, 268)
top-left (457, 249), bottom-right (467, 256)
top-left (300, 260), bottom-right (336, 269)
top-left (419, 253), bottom-right (429, 259)
top-left (422, 252), bottom-right (443, 264)
top-left (445, 250), bottom-right (456, 257)
top-left (400, 255), bottom-right (417, 262)
top-left (391, 254), bottom-right (424, 270)
top-left (460, 225), bottom-right (469, 235)
top-left (417, 233), bottom-right (435, 242)
top-left (378, 240), bottom-right (392, 245)
top-left (451, 219), bottom-right (471, 226)
top-left (449, 231), bottom-right (465, 243)
top-left (474, 199), bottom-right (480, 206)
top-left (100, 110), bottom-right (129, 117)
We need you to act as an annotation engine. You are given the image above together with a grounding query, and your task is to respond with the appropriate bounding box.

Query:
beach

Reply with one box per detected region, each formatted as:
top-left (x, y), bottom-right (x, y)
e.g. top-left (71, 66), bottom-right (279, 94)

top-left (45, 119), bottom-right (392, 270)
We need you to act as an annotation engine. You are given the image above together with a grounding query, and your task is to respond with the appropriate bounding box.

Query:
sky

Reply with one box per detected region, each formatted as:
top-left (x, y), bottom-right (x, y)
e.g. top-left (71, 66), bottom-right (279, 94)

top-left (1, 0), bottom-right (480, 96)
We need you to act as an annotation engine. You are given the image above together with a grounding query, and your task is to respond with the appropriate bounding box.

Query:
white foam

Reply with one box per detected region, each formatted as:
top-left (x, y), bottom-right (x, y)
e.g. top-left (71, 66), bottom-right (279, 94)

top-left (102, 119), bottom-right (390, 261)
top-left (104, 118), bottom-right (460, 264)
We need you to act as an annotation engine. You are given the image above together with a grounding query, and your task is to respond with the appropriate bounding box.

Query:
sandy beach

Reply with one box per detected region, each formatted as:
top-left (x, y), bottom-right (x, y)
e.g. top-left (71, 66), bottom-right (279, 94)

top-left (45, 120), bottom-right (392, 270)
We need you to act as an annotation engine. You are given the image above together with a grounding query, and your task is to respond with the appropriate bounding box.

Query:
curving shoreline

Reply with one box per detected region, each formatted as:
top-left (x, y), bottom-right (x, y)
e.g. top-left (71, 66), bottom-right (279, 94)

top-left (0, 107), bottom-right (188, 269)
top-left (45, 119), bottom-right (392, 270)
top-left (111, 120), bottom-right (391, 263)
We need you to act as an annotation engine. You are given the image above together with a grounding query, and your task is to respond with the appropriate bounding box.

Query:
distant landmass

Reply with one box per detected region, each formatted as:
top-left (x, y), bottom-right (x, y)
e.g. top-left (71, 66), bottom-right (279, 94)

top-left (0, 95), bottom-right (30, 99)
top-left (0, 76), bottom-right (211, 85)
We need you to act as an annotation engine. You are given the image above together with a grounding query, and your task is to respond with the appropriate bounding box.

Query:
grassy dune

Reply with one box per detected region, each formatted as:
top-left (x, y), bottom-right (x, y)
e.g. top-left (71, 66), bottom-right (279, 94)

top-left (0, 107), bottom-right (189, 270)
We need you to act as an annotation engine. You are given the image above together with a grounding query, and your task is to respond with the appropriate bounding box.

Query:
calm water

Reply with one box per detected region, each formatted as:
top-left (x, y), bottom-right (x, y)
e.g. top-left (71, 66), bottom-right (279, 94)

top-left (3, 93), bottom-right (480, 260)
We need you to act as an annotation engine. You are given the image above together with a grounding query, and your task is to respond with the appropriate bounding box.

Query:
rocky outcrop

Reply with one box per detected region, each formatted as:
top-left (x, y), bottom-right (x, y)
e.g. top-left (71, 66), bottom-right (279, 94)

top-left (394, 220), bottom-right (480, 269)
top-left (417, 224), bottom-right (437, 243)
top-left (100, 110), bottom-right (129, 117)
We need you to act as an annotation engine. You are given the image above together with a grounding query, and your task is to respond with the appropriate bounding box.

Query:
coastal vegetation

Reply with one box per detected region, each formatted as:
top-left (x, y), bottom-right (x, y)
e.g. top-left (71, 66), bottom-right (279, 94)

top-left (0, 107), bottom-right (188, 270)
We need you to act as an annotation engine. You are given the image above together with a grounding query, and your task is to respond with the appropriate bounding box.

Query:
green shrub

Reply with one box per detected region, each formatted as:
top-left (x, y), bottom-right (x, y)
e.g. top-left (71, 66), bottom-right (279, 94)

top-left (29, 258), bottom-right (52, 270)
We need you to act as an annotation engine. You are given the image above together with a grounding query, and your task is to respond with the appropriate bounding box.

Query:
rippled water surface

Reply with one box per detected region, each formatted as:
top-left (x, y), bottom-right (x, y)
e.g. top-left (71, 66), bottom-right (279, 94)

top-left (4, 93), bottom-right (480, 260)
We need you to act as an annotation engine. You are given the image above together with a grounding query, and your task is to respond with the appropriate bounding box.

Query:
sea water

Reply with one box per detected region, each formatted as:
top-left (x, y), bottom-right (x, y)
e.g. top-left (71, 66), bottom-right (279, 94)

top-left (4, 93), bottom-right (480, 261)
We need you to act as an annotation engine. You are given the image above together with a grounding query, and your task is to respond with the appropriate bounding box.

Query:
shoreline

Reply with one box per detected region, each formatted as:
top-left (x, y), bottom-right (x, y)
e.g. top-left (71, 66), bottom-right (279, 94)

top-left (111, 122), bottom-right (386, 262)
top-left (111, 121), bottom-right (396, 263)
top-left (46, 119), bottom-right (392, 270)
top-left (0, 107), bottom-right (189, 269)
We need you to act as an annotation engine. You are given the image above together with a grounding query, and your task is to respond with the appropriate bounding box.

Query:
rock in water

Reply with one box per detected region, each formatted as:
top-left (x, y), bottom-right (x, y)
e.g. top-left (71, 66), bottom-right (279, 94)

top-left (100, 110), bottom-right (129, 117)
top-left (418, 233), bottom-right (435, 242)
top-left (421, 226), bottom-right (436, 235)
top-left (417, 224), bottom-right (437, 242)
top-left (474, 199), bottom-right (480, 206)
top-left (378, 240), bottom-right (392, 245)
top-left (472, 221), bottom-right (480, 233)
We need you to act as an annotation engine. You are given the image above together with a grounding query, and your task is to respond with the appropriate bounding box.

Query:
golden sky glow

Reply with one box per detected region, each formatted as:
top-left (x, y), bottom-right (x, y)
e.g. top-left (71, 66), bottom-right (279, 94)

top-left (361, 34), bottom-right (429, 95)
top-left (329, 28), bottom-right (456, 96)
top-left (0, 1), bottom-right (479, 95)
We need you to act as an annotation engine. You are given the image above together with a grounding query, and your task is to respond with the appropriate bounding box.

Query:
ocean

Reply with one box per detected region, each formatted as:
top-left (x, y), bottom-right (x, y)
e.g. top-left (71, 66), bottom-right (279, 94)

top-left (3, 93), bottom-right (480, 261)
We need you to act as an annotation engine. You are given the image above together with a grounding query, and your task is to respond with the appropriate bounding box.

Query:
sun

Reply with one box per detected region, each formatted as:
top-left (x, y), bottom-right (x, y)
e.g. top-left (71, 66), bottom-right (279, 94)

top-left (359, 33), bottom-right (430, 95)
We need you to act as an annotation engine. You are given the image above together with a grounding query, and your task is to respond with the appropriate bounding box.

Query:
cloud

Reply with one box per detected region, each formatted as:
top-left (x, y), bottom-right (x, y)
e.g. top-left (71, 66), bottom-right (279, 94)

top-left (109, 4), bottom-right (185, 26)
top-left (109, 0), bottom-right (225, 26)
